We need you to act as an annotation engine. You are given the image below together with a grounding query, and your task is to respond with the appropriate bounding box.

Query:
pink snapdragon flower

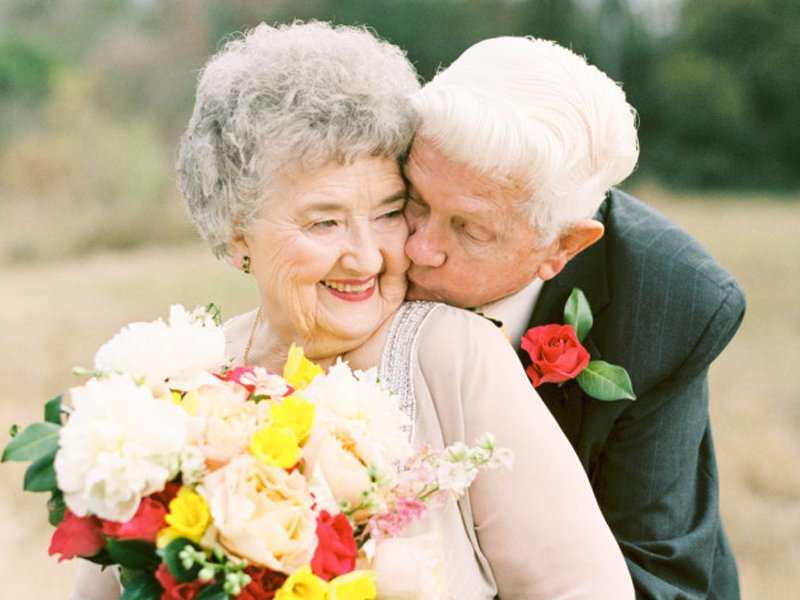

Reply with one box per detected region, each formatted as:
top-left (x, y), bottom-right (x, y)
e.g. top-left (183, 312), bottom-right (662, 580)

top-left (367, 497), bottom-right (427, 541)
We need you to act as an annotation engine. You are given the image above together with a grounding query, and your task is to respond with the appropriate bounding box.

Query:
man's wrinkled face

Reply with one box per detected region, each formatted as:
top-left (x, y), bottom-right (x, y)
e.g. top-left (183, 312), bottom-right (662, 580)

top-left (403, 137), bottom-right (547, 308)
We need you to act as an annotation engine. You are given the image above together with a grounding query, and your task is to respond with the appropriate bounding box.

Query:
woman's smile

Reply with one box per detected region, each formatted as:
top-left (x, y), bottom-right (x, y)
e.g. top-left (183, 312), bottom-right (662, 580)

top-left (321, 276), bottom-right (378, 302)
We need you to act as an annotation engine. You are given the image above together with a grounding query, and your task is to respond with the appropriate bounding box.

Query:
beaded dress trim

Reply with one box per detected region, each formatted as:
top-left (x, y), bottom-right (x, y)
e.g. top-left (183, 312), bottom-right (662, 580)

top-left (378, 301), bottom-right (441, 443)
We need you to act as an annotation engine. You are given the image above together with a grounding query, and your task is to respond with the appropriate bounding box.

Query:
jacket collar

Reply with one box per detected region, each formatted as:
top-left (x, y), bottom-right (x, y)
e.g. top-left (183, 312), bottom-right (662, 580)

top-left (521, 197), bottom-right (612, 361)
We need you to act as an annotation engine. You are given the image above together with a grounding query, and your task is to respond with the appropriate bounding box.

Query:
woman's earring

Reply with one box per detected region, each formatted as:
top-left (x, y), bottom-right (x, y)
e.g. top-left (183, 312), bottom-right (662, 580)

top-left (242, 256), bottom-right (251, 274)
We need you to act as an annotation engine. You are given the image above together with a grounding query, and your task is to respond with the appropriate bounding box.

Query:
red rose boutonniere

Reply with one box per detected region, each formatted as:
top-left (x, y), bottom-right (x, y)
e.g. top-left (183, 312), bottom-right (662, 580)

top-left (522, 288), bottom-right (636, 401)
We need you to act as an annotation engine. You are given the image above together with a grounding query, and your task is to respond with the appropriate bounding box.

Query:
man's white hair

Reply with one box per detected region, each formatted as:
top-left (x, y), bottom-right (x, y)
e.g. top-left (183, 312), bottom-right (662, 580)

top-left (412, 37), bottom-right (639, 243)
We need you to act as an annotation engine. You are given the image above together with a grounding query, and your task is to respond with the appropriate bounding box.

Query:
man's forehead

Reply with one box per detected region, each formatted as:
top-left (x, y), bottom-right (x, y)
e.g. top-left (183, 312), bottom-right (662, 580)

top-left (407, 137), bottom-right (523, 200)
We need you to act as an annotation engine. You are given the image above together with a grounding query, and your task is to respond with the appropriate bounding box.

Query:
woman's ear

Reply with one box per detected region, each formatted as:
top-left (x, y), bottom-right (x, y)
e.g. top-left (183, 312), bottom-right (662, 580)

top-left (535, 220), bottom-right (605, 281)
top-left (228, 230), bottom-right (251, 271)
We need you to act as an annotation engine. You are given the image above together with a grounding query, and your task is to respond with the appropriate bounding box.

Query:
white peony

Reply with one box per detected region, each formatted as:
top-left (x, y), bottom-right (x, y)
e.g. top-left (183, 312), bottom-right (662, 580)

top-left (94, 304), bottom-right (227, 388)
top-left (54, 373), bottom-right (188, 522)
top-left (302, 359), bottom-right (412, 472)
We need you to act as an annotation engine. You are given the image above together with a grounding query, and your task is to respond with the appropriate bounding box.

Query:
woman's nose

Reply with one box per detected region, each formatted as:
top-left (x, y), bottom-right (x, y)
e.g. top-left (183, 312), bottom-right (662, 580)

top-left (340, 220), bottom-right (383, 274)
top-left (405, 222), bottom-right (446, 268)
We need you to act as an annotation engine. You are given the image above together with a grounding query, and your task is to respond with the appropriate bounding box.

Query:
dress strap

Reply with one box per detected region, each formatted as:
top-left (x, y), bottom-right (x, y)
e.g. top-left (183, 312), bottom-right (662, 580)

top-left (378, 301), bottom-right (441, 443)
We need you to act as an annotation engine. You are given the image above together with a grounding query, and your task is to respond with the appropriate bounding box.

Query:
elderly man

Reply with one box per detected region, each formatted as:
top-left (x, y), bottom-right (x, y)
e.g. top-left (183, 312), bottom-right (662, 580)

top-left (405, 37), bottom-right (743, 599)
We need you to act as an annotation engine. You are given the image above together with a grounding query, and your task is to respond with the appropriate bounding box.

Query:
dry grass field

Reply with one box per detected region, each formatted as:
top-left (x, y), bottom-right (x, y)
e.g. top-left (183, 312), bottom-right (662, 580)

top-left (1, 191), bottom-right (798, 598)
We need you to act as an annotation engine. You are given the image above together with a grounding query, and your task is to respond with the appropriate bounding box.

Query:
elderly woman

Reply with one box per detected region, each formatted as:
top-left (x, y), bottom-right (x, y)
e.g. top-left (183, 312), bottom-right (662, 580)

top-left (71, 22), bottom-right (633, 600)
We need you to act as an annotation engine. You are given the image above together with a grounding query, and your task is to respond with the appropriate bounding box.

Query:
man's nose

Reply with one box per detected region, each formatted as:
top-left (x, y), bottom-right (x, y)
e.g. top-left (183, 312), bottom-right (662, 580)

top-left (405, 224), bottom-right (446, 268)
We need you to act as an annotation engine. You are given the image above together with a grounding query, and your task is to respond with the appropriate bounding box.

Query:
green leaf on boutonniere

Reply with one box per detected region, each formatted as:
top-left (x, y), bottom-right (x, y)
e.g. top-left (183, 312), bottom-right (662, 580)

top-left (106, 539), bottom-right (160, 571)
top-left (44, 395), bottom-right (63, 425)
top-left (24, 453), bottom-right (58, 492)
top-left (563, 288), bottom-right (593, 341)
top-left (120, 571), bottom-right (162, 600)
top-left (577, 360), bottom-right (636, 401)
top-left (1, 422), bottom-right (60, 463)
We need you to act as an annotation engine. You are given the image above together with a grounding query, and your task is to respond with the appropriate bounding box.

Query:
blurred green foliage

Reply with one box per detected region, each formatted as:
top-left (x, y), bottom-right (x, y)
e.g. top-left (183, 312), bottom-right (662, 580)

top-left (0, 0), bottom-right (797, 261)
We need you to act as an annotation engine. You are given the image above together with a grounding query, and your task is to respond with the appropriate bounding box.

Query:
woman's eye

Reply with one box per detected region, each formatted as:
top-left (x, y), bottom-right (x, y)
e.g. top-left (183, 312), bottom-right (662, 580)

top-left (379, 209), bottom-right (404, 220)
top-left (311, 219), bottom-right (340, 230)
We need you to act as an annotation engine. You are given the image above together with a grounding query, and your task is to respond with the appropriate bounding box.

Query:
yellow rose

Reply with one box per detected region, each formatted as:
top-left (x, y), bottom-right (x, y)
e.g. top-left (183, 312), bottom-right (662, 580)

top-left (250, 425), bottom-right (300, 469)
top-left (200, 455), bottom-right (317, 572)
top-left (283, 344), bottom-right (323, 390)
top-left (271, 395), bottom-right (316, 444)
top-left (328, 571), bottom-right (377, 600)
top-left (275, 566), bottom-right (328, 600)
top-left (160, 487), bottom-right (210, 544)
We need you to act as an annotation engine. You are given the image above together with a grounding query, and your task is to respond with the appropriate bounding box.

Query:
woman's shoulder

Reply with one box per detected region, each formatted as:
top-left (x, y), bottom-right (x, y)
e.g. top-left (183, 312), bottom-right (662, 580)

top-left (222, 308), bottom-right (258, 363)
top-left (414, 303), bottom-right (517, 377)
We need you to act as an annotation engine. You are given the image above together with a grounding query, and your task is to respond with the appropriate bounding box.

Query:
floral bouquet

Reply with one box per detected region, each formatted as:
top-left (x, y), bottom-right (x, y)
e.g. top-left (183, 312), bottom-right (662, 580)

top-left (3, 305), bottom-right (511, 600)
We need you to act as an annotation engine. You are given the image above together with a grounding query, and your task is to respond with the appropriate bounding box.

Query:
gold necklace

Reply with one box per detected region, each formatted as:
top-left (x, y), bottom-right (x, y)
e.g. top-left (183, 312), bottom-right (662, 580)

top-left (243, 306), bottom-right (262, 367)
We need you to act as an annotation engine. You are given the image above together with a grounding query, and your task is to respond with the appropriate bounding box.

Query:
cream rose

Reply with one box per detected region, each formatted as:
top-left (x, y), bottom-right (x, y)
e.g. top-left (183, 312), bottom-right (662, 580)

top-left (199, 454), bottom-right (317, 573)
top-left (302, 427), bottom-right (373, 509)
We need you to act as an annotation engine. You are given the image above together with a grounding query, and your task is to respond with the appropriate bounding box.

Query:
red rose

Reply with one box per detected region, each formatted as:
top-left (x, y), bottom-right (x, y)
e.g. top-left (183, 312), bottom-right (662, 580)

top-left (310, 510), bottom-right (357, 581)
top-left (101, 497), bottom-right (167, 542)
top-left (237, 566), bottom-right (287, 600)
top-left (521, 324), bottom-right (590, 387)
top-left (155, 563), bottom-right (206, 600)
top-left (48, 509), bottom-right (105, 562)
top-left (217, 367), bottom-right (258, 393)
top-left (151, 481), bottom-right (182, 507)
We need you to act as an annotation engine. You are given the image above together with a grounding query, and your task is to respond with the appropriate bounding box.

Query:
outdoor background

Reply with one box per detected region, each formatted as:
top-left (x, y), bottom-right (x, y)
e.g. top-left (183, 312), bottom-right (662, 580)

top-left (1, 1), bottom-right (798, 598)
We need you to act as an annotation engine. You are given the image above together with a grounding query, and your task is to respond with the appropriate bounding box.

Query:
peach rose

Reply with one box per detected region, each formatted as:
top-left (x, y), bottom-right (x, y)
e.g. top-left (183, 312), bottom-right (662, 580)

top-left (183, 381), bottom-right (271, 469)
top-left (200, 455), bottom-right (317, 573)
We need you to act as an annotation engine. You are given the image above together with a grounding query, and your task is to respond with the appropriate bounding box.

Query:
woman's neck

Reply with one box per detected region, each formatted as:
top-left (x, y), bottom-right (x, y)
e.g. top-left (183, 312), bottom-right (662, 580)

top-left (247, 307), bottom-right (398, 373)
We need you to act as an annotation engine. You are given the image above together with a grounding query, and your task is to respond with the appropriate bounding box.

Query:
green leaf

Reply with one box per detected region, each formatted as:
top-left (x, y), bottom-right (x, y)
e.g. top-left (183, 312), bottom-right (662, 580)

top-left (196, 583), bottom-right (227, 600)
top-left (9, 424), bottom-right (19, 437)
top-left (106, 539), bottom-right (160, 571)
top-left (84, 548), bottom-right (115, 566)
top-left (161, 538), bottom-right (202, 583)
top-left (119, 567), bottom-right (144, 588)
top-left (121, 571), bottom-right (162, 600)
top-left (1, 422), bottom-right (59, 463)
top-left (563, 288), bottom-right (593, 341)
top-left (44, 395), bottom-right (63, 425)
top-left (24, 453), bottom-right (58, 492)
top-left (48, 490), bottom-right (66, 526)
top-left (577, 360), bottom-right (636, 401)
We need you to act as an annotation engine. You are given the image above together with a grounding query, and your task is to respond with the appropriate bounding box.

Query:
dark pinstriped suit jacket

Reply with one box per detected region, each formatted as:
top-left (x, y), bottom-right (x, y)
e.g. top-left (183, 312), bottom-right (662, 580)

top-left (522, 189), bottom-right (744, 599)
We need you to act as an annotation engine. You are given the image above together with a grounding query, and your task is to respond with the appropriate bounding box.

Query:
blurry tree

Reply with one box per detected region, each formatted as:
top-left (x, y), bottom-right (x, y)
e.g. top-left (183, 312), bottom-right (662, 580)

top-left (0, 0), bottom-right (798, 227)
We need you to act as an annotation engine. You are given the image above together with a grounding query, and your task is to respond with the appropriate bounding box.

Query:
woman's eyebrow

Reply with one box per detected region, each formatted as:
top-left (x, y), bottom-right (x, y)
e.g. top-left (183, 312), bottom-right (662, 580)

top-left (301, 190), bottom-right (405, 214)
top-left (379, 190), bottom-right (407, 205)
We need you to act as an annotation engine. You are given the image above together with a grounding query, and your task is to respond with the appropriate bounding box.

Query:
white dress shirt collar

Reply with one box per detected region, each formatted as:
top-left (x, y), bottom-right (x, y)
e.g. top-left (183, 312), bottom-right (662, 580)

top-left (477, 277), bottom-right (545, 350)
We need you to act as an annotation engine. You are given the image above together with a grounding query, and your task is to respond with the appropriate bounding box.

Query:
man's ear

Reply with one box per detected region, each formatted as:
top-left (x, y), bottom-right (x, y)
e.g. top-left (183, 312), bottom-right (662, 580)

top-left (536, 219), bottom-right (605, 281)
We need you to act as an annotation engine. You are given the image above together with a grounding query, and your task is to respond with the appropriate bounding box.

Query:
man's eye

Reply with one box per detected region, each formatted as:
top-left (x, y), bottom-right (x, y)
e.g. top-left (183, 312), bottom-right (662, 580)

top-left (463, 224), bottom-right (494, 243)
top-left (380, 209), bottom-right (404, 220)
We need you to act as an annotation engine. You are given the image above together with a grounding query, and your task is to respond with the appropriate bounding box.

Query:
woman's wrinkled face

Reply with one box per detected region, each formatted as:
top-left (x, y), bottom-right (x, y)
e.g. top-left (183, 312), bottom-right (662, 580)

top-left (235, 156), bottom-right (409, 357)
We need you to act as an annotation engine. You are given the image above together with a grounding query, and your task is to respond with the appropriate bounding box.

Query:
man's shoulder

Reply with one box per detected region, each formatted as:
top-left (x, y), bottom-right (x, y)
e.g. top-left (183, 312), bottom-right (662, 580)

top-left (596, 189), bottom-right (745, 387)
top-left (601, 188), bottom-right (743, 309)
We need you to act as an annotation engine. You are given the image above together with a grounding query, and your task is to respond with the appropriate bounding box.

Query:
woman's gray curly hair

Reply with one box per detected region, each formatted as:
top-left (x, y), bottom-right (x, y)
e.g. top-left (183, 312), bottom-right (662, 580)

top-left (177, 21), bottom-right (421, 258)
